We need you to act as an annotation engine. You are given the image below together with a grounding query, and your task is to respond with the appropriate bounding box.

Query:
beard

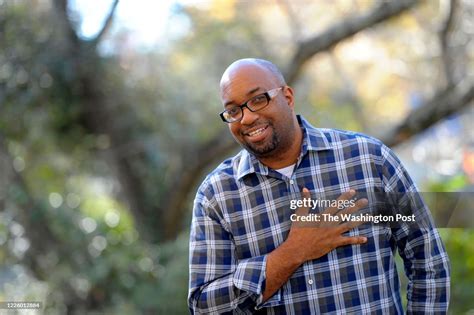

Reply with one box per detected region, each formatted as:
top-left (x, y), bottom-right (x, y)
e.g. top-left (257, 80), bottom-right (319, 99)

top-left (235, 113), bottom-right (297, 160)
top-left (241, 129), bottom-right (280, 158)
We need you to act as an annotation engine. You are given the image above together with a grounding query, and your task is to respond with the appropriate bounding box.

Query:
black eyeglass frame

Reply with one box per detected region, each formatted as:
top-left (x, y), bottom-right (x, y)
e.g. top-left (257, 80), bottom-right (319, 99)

top-left (219, 87), bottom-right (284, 123)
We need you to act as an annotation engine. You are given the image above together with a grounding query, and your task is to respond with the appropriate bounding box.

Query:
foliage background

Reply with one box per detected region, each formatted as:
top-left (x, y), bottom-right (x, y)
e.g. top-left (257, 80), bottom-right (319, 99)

top-left (0, 0), bottom-right (473, 314)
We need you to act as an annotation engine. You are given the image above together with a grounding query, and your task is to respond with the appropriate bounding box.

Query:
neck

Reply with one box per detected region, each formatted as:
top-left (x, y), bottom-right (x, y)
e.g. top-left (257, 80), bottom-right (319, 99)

top-left (259, 126), bottom-right (303, 169)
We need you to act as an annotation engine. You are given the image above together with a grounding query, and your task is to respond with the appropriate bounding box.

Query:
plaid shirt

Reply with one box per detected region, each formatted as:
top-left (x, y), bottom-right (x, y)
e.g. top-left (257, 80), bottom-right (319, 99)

top-left (188, 116), bottom-right (450, 314)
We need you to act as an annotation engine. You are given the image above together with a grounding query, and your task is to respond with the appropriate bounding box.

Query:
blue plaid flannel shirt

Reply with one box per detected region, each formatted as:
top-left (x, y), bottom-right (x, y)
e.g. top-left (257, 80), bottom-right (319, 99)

top-left (188, 116), bottom-right (450, 314)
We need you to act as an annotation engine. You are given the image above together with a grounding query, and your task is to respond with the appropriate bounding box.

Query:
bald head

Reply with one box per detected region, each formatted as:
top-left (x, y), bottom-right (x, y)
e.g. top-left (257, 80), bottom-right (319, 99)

top-left (220, 58), bottom-right (286, 90)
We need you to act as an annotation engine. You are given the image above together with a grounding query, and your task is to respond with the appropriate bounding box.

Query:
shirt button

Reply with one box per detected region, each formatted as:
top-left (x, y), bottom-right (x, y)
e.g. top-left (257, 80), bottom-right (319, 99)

top-left (308, 279), bottom-right (313, 285)
top-left (289, 179), bottom-right (294, 185)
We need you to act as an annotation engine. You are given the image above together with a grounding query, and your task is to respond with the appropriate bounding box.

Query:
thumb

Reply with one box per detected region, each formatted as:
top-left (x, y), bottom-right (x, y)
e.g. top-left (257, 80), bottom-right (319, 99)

top-left (295, 187), bottom-right (311, 217)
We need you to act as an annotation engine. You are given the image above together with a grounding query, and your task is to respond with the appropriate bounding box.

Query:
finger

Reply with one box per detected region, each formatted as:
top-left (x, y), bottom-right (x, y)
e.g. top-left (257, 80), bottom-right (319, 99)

top-left (320, 196), bottom-right (366, 228)
top-left (294, 187), bottom-right (311, 217)
top-left (292, 188), bottom-right (314, 228)
top-left (323, 189), bottom-right (357, 216)
top-left (338, 218), bottom-right (368, 233)
top-left (301, 187), bottom-right (311, 202)
top-left (336, 198), bottom-right (368, 218)
top-left (336, 198), bottom-right (369, 229)
top-left (336, 236), bottom-right (368, 246)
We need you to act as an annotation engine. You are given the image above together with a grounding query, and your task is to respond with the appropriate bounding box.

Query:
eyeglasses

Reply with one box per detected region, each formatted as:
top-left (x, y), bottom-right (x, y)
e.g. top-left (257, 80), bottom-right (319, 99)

top-left (219, 87), bottom-right (284, 123)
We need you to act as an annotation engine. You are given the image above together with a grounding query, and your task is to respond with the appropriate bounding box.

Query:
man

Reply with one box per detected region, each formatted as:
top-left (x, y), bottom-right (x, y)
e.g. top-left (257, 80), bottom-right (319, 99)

top-left (188, 58), bottom-right (450, 314)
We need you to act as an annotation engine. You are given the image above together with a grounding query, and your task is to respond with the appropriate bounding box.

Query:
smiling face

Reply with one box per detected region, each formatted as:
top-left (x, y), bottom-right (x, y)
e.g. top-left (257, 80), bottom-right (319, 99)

top-left (219, 60), bottom-right (301, 165)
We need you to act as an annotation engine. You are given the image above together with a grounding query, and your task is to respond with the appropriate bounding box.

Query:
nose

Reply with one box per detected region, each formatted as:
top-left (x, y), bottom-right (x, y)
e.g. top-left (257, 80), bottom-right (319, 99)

top-left (240, 106), bottom-right (259, 125)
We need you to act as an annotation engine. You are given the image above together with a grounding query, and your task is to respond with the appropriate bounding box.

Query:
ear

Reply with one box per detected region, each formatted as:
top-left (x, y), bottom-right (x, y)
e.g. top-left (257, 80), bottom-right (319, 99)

top-left (283, 86), bottom-right (295, 109)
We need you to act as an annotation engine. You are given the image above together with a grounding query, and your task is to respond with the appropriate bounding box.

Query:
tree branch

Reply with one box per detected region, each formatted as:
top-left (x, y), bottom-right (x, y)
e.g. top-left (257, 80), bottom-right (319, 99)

top-left (439, 0), bottom-right (459, 87)
top-left (328, 51), bottom-right (369, 132)
top-left (51, 0), bottom-right (153, 242)
top-left (284, 0), bottom-right (420, 83)
top-left (162, 134), bottom-right (238, 240)
top-left (381, 79), bottom-right (474, 147)
top-left (276, 0), bottom-right (302, 41)
top-left (91, 0), bottom-right (120, 46)
top-left (52, 0), bottom-right (80, 47)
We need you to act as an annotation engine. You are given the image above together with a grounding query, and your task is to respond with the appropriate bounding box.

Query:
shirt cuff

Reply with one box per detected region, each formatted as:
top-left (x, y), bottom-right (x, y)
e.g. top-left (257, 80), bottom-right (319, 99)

top-left (233, 255), bottom-right (267, 294)
top-left (232, 255), bottom-right (283, 310)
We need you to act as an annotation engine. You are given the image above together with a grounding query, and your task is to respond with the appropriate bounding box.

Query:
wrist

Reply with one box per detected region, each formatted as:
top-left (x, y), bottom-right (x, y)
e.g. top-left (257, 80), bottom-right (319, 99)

top-left (278, 238), bottom-right (306, 267)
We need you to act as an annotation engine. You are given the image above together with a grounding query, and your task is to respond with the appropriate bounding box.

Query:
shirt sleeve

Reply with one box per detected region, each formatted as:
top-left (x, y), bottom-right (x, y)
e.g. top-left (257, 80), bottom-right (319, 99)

top-left (381, 144), bottom-right (451, 314)
top-left (188, 186), bottom-right (270, 314)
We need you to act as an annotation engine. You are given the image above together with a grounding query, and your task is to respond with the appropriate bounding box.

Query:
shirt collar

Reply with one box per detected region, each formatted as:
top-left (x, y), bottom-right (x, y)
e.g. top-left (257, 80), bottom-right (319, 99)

top-left (298, 115), bottom-right (331, 154)
top-left (237, 150), bottom-right (269, 180)
top-left (236, 115), bottom-right (331, 180)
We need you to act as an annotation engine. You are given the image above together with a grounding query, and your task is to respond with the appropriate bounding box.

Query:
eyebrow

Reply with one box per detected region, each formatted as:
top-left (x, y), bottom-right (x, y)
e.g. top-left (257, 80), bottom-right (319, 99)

top-left (224, 87), bottom-right (263, 107)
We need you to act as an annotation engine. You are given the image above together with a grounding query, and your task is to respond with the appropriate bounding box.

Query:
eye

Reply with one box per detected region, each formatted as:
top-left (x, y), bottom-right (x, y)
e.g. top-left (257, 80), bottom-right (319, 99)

top-left (251, 95), bottom-right (267, 106)
top-left (227, 107), bottom-right (240, 117)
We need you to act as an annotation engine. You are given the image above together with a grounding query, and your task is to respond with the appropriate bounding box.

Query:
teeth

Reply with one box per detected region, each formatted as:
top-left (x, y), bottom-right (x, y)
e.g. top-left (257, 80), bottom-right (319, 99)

top-left (248, 127), bottom-right (265, 136)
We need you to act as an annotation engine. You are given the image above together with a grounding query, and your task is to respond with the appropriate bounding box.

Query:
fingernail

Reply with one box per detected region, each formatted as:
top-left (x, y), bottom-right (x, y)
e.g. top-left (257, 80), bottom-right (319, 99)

top-left (349, 189), bottom-right (356, 196)
top-left (362, 237), bottom-right (367, 242)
